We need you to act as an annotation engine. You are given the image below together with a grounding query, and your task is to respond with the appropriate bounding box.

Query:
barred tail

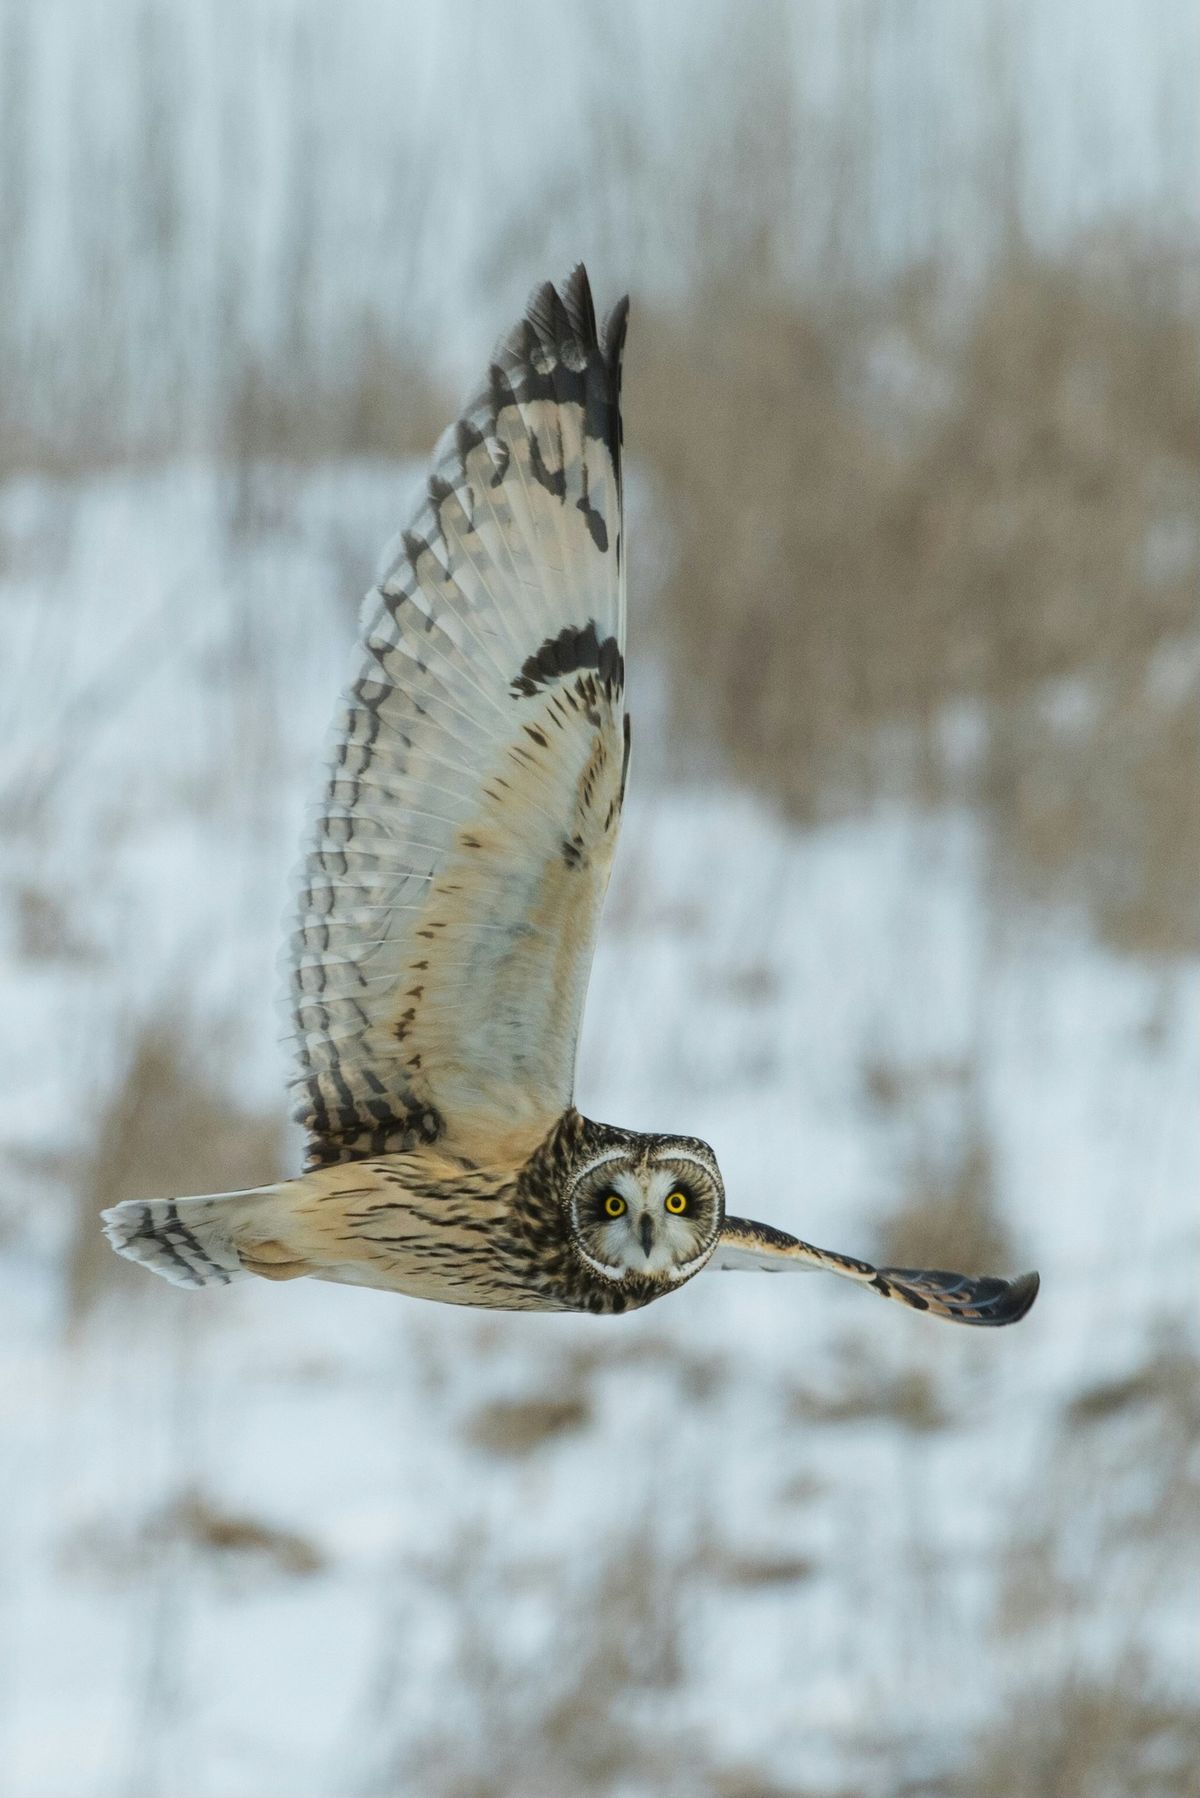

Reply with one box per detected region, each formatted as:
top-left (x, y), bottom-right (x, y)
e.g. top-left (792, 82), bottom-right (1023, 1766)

top-left (101, 1187), bottom-right (279, 1288)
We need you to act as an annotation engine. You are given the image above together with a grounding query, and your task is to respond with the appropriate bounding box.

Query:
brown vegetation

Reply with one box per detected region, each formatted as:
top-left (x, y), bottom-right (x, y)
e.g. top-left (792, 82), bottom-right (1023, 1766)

top-left (955, 1674), bottom-right (1200, 1798)
top-left (877, 1118), bottom-right (1014, 1281)
top-left (632, 250), bottom-right (1200, 953)
top-left (390, 1527), bottom-right (695, 1798)
top-left (67, 1015), bottom-right (284, 1319)
top-left (465, 1392), bottom-right (592, 1458)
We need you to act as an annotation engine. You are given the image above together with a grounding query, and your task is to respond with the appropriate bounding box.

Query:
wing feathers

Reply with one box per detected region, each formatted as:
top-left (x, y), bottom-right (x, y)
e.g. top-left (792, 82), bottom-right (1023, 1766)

top-left (288, 267), bottom-right (629, 1169)
top-left (713, 1215), bottom-right (1039, 1327)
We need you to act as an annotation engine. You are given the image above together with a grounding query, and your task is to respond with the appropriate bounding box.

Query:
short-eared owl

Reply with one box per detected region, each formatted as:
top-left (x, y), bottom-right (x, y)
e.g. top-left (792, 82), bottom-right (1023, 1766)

top-left (105, 269), bottom-right (1038, 1327)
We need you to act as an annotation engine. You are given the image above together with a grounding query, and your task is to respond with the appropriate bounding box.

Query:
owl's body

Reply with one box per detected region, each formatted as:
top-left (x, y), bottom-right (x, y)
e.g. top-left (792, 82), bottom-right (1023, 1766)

top-left (110, 1112), bottom-right (722, 1316)
top-left (105, 269), bottom-right (1038, 1332)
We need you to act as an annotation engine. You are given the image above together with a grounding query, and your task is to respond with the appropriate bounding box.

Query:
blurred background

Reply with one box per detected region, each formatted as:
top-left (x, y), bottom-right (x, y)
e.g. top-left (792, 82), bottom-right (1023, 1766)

top-left (2, 2), bottom-right (1198, 1793)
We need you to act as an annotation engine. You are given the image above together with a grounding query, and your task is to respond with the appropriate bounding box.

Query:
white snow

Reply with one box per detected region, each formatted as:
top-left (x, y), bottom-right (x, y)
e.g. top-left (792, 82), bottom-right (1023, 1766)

top-left (1, 463), bottom-right (1196, 1796)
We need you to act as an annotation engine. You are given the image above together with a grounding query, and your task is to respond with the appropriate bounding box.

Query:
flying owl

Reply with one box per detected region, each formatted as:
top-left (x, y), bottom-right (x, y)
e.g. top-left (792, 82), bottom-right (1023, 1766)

top-left (104, 268), bottom-right (1038, 1327)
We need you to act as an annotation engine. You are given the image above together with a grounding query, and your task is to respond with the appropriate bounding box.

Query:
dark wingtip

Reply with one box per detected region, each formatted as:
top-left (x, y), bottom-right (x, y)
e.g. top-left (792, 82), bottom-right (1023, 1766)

top-left (482, 268), bottom-right (627, 470)
top-left (495, 267), bottom-right (628, 384)
top-left (996, 1269), bottom-right (1040, 1324)
top-left (522, 265), bottom-right (607, 360)
top-left (562, 263), bottom-right (598, 343)
top-left (526, 278), bottom-right (574, 356)
top-left (882, 1264), bottom-right (1041, 1327)
top-left (943, 1267), bottom-right (1040, 1327)
top-left (602, 294), bottom-right (630, 386)
top-left (533, 266), bottom-right (627, 383)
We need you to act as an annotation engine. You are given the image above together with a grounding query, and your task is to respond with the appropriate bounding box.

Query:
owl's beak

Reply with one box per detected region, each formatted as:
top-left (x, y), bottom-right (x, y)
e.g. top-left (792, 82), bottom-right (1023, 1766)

top-left (639, 1214), bottom-right (654, 1258)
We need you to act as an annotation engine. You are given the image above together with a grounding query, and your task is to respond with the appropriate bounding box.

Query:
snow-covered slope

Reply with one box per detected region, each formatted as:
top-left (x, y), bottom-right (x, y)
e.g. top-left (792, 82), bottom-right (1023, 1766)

top-left (2, 465), bottom-right (1196, 1797)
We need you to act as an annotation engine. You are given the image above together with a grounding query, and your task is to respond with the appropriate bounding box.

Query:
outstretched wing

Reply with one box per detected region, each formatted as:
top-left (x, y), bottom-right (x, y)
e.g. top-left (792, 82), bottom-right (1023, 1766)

top-left (288, 268), bottom-right (630, 1169)
top-left (712, 1216), bottom-right (1039, 1327)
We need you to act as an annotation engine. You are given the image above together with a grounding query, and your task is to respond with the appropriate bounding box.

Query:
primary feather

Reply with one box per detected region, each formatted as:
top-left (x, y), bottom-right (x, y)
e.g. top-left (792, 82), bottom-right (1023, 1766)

top-left (288, 267), bottom-right (630, 1171)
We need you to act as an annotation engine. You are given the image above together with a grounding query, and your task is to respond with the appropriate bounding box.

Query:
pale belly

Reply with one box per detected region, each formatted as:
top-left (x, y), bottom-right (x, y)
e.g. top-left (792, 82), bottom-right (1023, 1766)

top-left (262, 1165), bottom-right (565, 1311)
top-left (310, 1260), bottom-right (563, 1310)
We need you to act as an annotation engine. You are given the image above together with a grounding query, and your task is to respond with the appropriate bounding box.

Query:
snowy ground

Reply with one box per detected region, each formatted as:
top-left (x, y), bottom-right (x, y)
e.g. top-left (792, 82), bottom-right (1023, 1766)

top-left (1, 464), bottom-right (1197, 1797)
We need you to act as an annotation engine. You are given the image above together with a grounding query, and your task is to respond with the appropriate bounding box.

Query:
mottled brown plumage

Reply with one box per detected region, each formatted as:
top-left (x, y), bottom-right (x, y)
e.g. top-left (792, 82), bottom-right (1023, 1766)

top-left (223, 1111), bottom-right (720, 1315)
top-left (104, 268), bottom-right (1038, 1332)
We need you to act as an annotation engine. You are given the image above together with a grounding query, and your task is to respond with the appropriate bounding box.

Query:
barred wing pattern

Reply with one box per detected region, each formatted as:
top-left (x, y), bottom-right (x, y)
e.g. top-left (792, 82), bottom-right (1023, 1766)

top-left (289, 269), bottom-right (630, 1169)
top-left (713, 1216), bottom-right (1040, 1327)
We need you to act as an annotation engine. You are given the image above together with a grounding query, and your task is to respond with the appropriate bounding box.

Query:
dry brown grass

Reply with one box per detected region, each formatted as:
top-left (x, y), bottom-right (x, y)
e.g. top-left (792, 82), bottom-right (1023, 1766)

top-left (706, 1549), bottom-right (816, 1588)
top-left (156, 1490), bottom-right (325, 1577)
top-left (13, 881), bottom-right (96, 963)
top-left (994, 1336), bottom-right (1200, 1758)
top-left (68, 1014), bottom-right (285, 1320)
top-left (1065, 1347), bottom-right (1200, 1435)
top-left (632, 249), bottom-right (1200, 953)
top-left (223, 335), bottom-right (448, 467)
top-left (390, 1527), bottom-right (698, 1798)
top-left (465, 1392), bottom-right (592, 1458)
top-left (0, 329), bottom-right (449, 480)
top-left (64, 1490), bottom-right (325, 1581)
top-left (861, 1048), bottom-right (1016, 1278)
top-left (876, 1121), bottom-right (1015, 1281)
top-left (711, 1778), bottom-right (848, 1798)
top-left (952, 1673), bottom-right (1200, 1798)
top-left (789, 1358), bottom-right (949, 1434)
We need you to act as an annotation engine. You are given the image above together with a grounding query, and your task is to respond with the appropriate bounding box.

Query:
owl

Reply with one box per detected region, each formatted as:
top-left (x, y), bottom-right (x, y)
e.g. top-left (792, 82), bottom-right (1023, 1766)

top-left (104, 268), bottom-right (1038, 1327)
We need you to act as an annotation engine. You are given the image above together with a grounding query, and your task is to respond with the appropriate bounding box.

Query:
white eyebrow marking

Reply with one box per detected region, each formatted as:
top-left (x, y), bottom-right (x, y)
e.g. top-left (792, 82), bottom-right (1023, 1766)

top-left (571, 1147), bottom-right (629, 1183)
top-left (648, 1149), bottom-right (716, 1177)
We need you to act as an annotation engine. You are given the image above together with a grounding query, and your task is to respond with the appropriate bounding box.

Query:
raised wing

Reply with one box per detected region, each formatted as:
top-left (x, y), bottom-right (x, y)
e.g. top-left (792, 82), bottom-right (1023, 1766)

top-left (712, 1216), bottom-right (1039, 1327)
top-left (288, 268), bottom-right (630, 1169)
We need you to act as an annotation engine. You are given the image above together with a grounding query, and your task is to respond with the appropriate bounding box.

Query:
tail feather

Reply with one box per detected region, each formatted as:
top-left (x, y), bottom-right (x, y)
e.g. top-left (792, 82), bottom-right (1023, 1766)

top-left (102, 1188), bottom-right (278, 1288)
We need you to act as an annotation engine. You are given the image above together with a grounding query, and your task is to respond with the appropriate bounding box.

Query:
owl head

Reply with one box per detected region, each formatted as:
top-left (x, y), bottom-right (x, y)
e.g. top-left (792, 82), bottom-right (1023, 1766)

top-left (565, 1131), bottom-right (725, 1286)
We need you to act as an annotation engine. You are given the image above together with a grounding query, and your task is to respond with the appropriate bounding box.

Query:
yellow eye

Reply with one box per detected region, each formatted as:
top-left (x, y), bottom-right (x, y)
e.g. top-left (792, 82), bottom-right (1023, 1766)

top-left (665, 1191), bottom-right (688, 1214)
top-left (603, 1193), bottom-right (626, 1218)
